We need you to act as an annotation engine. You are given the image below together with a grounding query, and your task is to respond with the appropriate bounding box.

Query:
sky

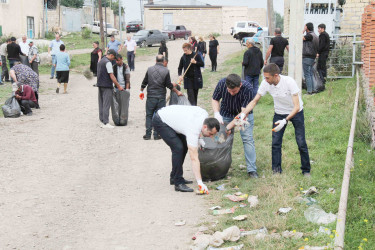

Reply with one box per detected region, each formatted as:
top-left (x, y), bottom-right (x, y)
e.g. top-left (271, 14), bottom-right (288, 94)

top-left (121, 0), bottom-right (284, 23)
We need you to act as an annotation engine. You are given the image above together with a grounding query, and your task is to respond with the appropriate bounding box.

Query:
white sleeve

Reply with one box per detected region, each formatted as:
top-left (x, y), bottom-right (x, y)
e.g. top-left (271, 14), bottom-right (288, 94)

top-left (106, 62), bottom-right (114, 74)
top-left (289, 78), bottom-right (300, 95)
top-left (186, 132), bottom-right (199, 147)
top-left (257, 80), bottom-right (268, 96)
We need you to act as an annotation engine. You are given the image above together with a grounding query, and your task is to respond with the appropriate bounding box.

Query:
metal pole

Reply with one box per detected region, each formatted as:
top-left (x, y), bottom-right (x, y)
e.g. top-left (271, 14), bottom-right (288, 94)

top-left (352, 35), bottom-right (356, 77)
top-left (140, 0), bottom-right (143, 24)
top-left (119, 0), bottom-right (122, 43)
top-left (105, 0), bottom-right (107, 46)
top-left (45, 0), bottom-right (48, 35)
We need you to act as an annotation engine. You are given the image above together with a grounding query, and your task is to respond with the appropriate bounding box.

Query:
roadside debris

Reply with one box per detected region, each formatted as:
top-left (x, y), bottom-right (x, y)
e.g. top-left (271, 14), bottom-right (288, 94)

top-left (297, 196), bottom-right (317, 206)
top-left (240, 227), bottom-right (268, 236)
top-left (303, 186), bottom-right (318, 196)
top-left (233, 215), bottom-right (247, 221)
top-left (298, 246), bottom-right (330, 250)
top-left (213, 207), bottom-right (237, 215)
top-left (225, 194), bottom-right (248, 202)
top-left (175, 220), bottom-right (186, 226)
top-left (191, 226), bottom-right (241, 249)
top-left (239, 164), bottom-right (246, 169)
top-left (207, 244), bottom-right (244, 250)
top-left (209, 206), bottom-right (222, 210)
top-left (277, 207), bottom-right (293, 215)
top-left (304, 205), bottom-right (337, 224)
top-left (327, 188), bottom-right (335, 194)
top-left (247, 195), bottom-right (259, 208)
top-left (216, 184), bottom-right (226, 191)
top-left (282, 230), bottom-right (304, 239)
top-left (317, 226), bottom-right (331, 235)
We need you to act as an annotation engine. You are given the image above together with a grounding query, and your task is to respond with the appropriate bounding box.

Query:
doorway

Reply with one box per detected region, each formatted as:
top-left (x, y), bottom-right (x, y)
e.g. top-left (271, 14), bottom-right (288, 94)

top-left (163, 13), bottom-right (173, 29)
top-left (27, 16), bottom-right (35, 38)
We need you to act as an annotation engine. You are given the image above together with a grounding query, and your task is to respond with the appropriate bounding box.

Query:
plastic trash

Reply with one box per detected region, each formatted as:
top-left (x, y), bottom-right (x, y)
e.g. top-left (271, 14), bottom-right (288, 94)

top-left (297, 196), bottom-right (317, 206)
top-left (2, 96), bottom-right (21, 118)
top-left (282, 230), bottom-right (304, 239)
top-left (111, 90), bottom-right (130, 126)
top-left (225, 194), bottom-right (248, 202)
top-left (213, 207), bottom-right (236, 215)
top-left (239, 164), bottom-right (246, 169)
top-left (304, 205), bottom-right (337, 225)
top-left (303, 186), bottom-right (318, 196)
top-left (233, 215), bottom-right (247, 221)
top-left (210, 226), bottom-right (241, 247)
top-left (175, 220), bottom-right (186, 226)
top-left (216, 184), bottom-right (225, 191)
top-left (318, 226), bottom-right (331, 235)
top-left (327, 188), bottom-right (335, 194)
top-left (312, 63), bottom-right (325, 93)
top-left (207, 244), bottom-right (244, 250)
top-left (169, 85), bottom-right (191, 106)
top-left (248, 195), bottom-right (259, 208)
top-left (277, 207), bottom-right (293, 215)
top-left (210, 206), bottom-right (222, 210)
top-left (240, 227), bottom-right (268, 236)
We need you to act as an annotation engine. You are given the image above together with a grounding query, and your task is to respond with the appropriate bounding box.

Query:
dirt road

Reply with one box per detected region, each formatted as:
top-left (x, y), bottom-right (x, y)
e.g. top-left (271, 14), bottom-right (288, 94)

top-left (0, 37), bottom-right (242, 249)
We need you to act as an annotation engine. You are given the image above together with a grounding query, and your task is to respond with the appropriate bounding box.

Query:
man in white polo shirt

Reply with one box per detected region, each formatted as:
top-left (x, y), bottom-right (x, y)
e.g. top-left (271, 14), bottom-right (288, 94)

top-left (124, 35), bottom-right (137, 71)
top-left (227, 63), bottom-right (311, 176)
top-left (153, 105), bottom-right (220, 193)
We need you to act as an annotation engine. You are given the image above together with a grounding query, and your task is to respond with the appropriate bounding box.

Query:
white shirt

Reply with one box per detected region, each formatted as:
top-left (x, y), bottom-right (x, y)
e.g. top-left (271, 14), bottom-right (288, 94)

top-left (0, 43), bottom-right (7, 56)
top-left (258, 75), bottom-right (303, 115)
top-left (158, 105), bottom-right (208, 147)
top-left (124, 39), bottom-right (136, 51)
top-left (106, 62), bottom-right (113, 74)
top-left (19, 41), bottom-right (30, 55)
top-left (117, 66), bottom-right (125, 86)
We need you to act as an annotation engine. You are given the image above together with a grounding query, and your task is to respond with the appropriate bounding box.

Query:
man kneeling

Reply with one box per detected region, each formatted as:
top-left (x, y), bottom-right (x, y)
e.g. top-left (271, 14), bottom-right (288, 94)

top-left (15, 83), bottom-right (38, 116)
top-left (153, 105), bottom-right (219, 193)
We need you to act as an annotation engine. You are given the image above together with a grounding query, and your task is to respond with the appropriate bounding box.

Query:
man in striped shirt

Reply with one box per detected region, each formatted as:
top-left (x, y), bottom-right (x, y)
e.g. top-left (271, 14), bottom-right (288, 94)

top-left (212, 74), bottom-right (258, 178)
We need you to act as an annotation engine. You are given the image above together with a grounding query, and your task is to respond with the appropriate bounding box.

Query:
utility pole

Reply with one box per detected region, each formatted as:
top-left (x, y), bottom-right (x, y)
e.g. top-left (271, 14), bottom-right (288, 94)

top-left (105, 0), bottom-right (108, 47)
top-left (140, 0), bottom-right (143, 24)
top-left (98, 0), bottom-right (105, 51)
top-left (119, 0), bottom-right (122, 43)
top-left (267, 0), bottom-right (275, 34)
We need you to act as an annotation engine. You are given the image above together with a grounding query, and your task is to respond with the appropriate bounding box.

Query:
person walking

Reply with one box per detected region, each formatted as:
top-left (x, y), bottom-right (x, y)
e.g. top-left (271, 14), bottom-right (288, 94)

top-left (158, 40), bottom-right (168, 61)
top-left (264, 28), bottom-right (289, 73)
top-left (212, 74), bottom-right (258, 178)
top-left (48, 33), bottom-right (64, 79)
top-left (96, 49), bottom-right (124, 129)
top-left (124, 35), bottom-right (137, 71)
top-left (178, 43), bottom-right (204, 106)
top-left (208, 34), bottom-right (219, 72)
top-left (242, 39), bottom-right (264, 96)
top-left (152, 105), bottom-right (219, 193)
top-left (105, 35), bottom-right (122, 55)
top-left (0, 39), bottom-right (10, 82)
top-left (227, 64), bottom-right (311, 176)
top-left (302, 22), bottom-right (319, 95)
top-left (28, 40), bottom-right (40, 75)
top-left (55, 44), bottom-right (70, 94)
top-left (90, 41), bottom-right (102, 77)
top-left (140, 55), bottom-right (182, 140)
top-left (113, 54), bottom-right (130, 92)
top-left (317, 23), bottom-right (330, 84)
top-left (197, 36), bottom-right (207, 68)
top-left (7, 37), bottom-right (25, 80)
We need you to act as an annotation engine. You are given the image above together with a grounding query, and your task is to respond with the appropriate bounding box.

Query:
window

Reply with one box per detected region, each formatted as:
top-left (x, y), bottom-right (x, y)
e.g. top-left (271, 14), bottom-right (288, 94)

top-left (237, 23), bottom-right (245, 28)
top-left (0, 0), bottom-right (8, 3)
top-left (27, 17), bottom-right (35, 39)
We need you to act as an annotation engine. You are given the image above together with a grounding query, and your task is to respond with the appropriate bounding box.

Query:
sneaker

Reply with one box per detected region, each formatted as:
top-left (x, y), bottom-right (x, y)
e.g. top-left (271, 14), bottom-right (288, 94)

top-left (143, 135), bottom-right (151, 140)
top-left (101, 123), bottom-right (114, 129)
top-left (154, 134), bottom-right (162, 140)
top-left (248, 171), bottom-right (259, 178)
top-left (56, 88), bottom-right (59, 94)
top-left (50, 76), bottom-right (54, 79)
top-left (26, 112), bottom-right (33, 116)
top-left (303, 172), bottom-right (311, 178)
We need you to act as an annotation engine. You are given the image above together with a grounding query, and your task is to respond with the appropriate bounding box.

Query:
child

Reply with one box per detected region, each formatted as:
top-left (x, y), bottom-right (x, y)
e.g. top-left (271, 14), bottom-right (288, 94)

top-left (55, 44), bottom-right (70, 94)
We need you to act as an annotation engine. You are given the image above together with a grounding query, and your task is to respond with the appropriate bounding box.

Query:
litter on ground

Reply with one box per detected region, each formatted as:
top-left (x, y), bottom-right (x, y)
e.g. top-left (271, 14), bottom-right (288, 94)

top-left (191, 226), bottom-right (241, 249)
top-left (175, 220), bottom-right (186, 226)
top-left (216, 184), bottom-right (226, 191)
top-left (318, 226), bottom-right (331, 235)
top-left (277, 207), bottom-right (293, 215)
top-left (213, 207), bottom-right (237, 215)
top-left (240, 227), bottom-right (268, 236)
top-left (282, 230), bottom-right (304, 239)
top-left (247, 195), bottom-right (259, 208)
top-left (304, 205), bottom-right (337, 224)
top-left (327, 188), bottom-right (335, 194)
top-left (239, 164), bottom-right (246, 169)
top-left (207, 244), bottom-right (244, 250)
top-left (210, 206), bottom-right (222, 210)
top-left (297, 196), bottom-right (317, 206)
top-left (225, 194), bottom-right (248, 202)
top-left (303, 186), bottom-right (318, 196)
top-left (233, 215), bottom-right (247, 221)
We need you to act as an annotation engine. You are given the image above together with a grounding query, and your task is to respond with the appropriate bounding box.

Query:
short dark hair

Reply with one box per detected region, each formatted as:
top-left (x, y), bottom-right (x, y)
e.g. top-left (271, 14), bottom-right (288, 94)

top-left (110, 35), bottom-right (115, 38)
top-left (318, 23), bottom-right (326, 30)
top-left (11, 37), bottom-right (16, 41)
top-left (60, 44), bottom-right (65, 51)
top-left (156, 55), bottom-right (164, 62)
top-left (107, 49), bottom-right (117, 57)
top-left (225, 74), bottom-right (242, 89)
top-left (94, 41), bottom-right (99, 45)
top-left (116, 54), bottom-right (123, 60)
top-left (6, 38), bottom-right (11, 42)
top-left (204, 118), bottom-right (220, 132)
top-left (306, 22), bottom-right (314, 32)
top-left (263, 63), bottom-right (280, 75)
top-left (275, 28), bottom-right (282, 35)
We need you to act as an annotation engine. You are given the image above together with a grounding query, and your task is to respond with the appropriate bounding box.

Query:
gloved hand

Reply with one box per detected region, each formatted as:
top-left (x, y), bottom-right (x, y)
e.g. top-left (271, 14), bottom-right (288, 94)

top-left (214, 112), bottom-right (224, 124)
top-left (197, 180), bottom-right (209, 194)
top-left (238, 112), bottom-right (246, 120)
top-left (139, 91), bottom-right (144, 100)
top-left (272, 119), bottom-right (287, 132)
top-left (125, 89), bottom-right (130, 92)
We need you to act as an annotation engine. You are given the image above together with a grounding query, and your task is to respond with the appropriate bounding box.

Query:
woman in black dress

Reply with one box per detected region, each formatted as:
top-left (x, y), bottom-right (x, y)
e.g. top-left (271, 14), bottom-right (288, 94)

top-left (158, 40), bottom-right (168, 60)
top-left (208, 34), bottom-right (219, 72)
top-left (90, 41), bottom-right (102, 76)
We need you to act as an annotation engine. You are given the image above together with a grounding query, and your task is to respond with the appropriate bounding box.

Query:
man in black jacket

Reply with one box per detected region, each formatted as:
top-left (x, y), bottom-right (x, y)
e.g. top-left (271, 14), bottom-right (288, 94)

top-left (242, 39), bottom-right (264, 96)
top-left (7, 37), bottom-right (25, 82)
top-left (113, 54), bottom-right (130, 91)
top-left (141, 55), bottom-right (182, 140)
top-left (302, 23), bottom-right (319, 95)
top-left (317, 23), bottom-right (330, 84)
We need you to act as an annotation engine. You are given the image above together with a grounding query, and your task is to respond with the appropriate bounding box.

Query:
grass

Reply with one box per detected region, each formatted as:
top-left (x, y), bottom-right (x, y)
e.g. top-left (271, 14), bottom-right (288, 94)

top-left (61, 32), bottom-right (101, 50)
top-left (196, 52), bottom-right (375, 249)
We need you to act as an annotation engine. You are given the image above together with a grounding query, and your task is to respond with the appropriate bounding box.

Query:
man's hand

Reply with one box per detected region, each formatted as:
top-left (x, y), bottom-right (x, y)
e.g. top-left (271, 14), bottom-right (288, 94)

top-left (214, 112), bottom-right (224, 124)
top-left (316, 54), bottom-right (319, 58)
top-left (177, 91), bottom-right (183, 96)
top-left (235, 112), bottom-right (246, 121)
top-left (139, 91), bottom-right (144, 100)
top-left (264, 61), bottom-right (268, 66)
top-left (125, 89), bottom-right (130, 92)
top-left (118, 86), bottom-right (124, 91)
top-left (191, 58), bottom-right (196, 64)
top-left (134, 51), bottom-right (136, 55)
top-left (29, 60), bottom-right (32, 64)
top-left (178, 76), bottom-right (183, 84)
top-left (15, 94), bottom-right (21, 100)
top-left (272, 119), bottom-right (287, 132)
top-left (197, 180), bottom-right (209, 194)
top-left (225, 126), bottom-right (232, 136)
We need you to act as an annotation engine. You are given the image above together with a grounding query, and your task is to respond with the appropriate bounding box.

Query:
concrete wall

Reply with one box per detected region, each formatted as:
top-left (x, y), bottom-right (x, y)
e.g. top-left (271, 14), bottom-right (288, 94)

top-left (0, 0), bottom-right (44, 38)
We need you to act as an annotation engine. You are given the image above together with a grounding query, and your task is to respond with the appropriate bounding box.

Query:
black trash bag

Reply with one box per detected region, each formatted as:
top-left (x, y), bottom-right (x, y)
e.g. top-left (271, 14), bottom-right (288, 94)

top-left (2, 96), bottom-right (21, 118)
top-left (199, 124), bottom-right (234, 181)
top-left (312, 63), bottom-right (325, 92)
top-left (111, 90), bottom-right (130, 126)
top-left (169, 85), bottom-right (191, 106)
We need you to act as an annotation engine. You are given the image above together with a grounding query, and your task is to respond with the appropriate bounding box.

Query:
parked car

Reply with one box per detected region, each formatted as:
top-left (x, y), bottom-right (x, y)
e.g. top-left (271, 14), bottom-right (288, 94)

top-left (133, 29), bottom-right (169, 48)
top-left (231, 21), bottom-right (263, 40)
top-left (81, 21), bottom-right (119, 36)
top-left (126, 20), bottom-right (143, 33)
top-left (162, 25), bottom-right (191, 40)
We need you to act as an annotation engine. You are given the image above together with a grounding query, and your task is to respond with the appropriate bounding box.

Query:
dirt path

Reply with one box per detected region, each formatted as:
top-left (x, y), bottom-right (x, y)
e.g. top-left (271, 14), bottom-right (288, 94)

top-left (0, 36), bottom-right (242, 250)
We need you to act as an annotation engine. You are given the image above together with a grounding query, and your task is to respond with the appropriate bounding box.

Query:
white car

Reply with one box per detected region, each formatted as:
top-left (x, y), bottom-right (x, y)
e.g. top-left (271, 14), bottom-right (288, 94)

top-left (81, 21), bottom-right (119, 36)
top-left (231, 21), bottom-right (262, 40)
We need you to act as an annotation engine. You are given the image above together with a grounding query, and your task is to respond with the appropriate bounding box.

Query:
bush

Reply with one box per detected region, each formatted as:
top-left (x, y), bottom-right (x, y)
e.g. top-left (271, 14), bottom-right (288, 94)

top-left (45, 32), bottom-right (55, 40)
top-left (81, 28), bottom-right (91, 39)
top-left (211, 32), bottom-right (221, 38)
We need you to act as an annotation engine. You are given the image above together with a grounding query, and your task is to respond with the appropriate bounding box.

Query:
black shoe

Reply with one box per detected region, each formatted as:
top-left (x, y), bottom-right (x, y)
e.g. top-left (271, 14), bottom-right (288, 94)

top-left (175, 183), bottom-right (194, 192)
top-left (248, 171), bottom-right (259, 178)
top-left (50, 76), bottom-right (54, 79)
top-left (93, 84), bottom-right (97, 87)
top-left (0, 82), bottom-right (3, 85)
top-left (143, 135), bottom-right (151, 140)
top-left (154, 135), bottom-right (162, 140)
top-left (56, 88), bottom-right (59, 94)
top-left (170, 178), bottom-right (194, 185)
top-left (26, 112), bottom-right (33, 116)
top-left (5, 79), bottom-right (10, 82)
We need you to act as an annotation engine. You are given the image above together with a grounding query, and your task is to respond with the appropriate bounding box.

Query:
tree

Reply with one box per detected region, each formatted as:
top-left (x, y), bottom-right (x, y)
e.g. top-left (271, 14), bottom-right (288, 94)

top-left (60, 0), bottom-right (84, 8)
top-left (111, 0), bottom-right (124, 16)
top-left (275, 12), bottom-right (284, 33)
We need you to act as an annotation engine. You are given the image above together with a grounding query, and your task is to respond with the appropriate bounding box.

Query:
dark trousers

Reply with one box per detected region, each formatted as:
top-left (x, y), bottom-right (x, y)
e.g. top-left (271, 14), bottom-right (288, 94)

top-left (8, 59), bottom-right (19, 83)
top-left (245, 75), bottom-right (260, 97)
top-left (209, 52), bottom-right (217, 71)
top-left (270, 56), bottom-right (285, 73)
top-left (30, 61), bottom-right (39, 75)
top-left (153, 114), bottom-right (188, 186)
top-left (1, 55), bottom-right (9, 81)
top-left (19, 100), bottom-right (36, 114)
top-left (145, 97), bottom-right (166, 137)
top-left (187, 88), bottom-right (199, 106)
top-left (317, 51), bottom-right (329, 83)
top-left (98, 87), bottom-right (113, 124)
top-left (271, 110), bottom-right (311, 174)
top-left (127, 51), bottom-right (135, 70)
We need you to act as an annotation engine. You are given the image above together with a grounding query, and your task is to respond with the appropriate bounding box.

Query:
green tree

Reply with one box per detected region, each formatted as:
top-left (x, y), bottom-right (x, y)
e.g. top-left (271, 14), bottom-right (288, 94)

top-left (60, 0), bottom-right (84, 8)
top-left (110, 0), bottom-right (124, 16)
top-left (275, 12), bottom-right (284, 33)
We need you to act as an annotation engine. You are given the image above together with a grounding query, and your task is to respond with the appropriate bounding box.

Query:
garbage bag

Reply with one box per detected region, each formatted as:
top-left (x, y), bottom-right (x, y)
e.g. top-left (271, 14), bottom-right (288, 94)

top-left (199, 124), bottom-right (234, 181)
top-left (304, 204), bottom-right (337, 225)
top-left (312, 63), bottom-right (325, 92)
top-left (169, 85), bottom-right (191, 106)
top-left (111, 90), bottom-right (130, 126)
top-left (2, 96), bottom-right (21, 118)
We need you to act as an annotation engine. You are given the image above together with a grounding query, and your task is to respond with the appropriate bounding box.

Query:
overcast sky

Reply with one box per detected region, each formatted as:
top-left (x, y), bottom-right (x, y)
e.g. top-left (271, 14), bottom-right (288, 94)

top-left (121, 0), bottom-right (284, 23)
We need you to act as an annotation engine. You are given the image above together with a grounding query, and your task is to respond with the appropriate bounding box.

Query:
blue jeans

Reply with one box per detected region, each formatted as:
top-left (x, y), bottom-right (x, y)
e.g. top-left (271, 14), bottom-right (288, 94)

top-left (272, 110), bottom-right (311, 174)
top-left (245, 75), bottom-right (259, 97)
top-left (50, 55), bottom-right (56, 78)
top-left (223, 114), bottom-right (257, 173)
top-left (302, 58), bottom-right (315, 93)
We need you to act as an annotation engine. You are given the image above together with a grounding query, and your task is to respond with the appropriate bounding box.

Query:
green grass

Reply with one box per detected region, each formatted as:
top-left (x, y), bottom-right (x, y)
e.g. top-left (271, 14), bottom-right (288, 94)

top-left (197, 52), bottom-right (375, 249)
top-left (61, 32), bottom-right (101, 50)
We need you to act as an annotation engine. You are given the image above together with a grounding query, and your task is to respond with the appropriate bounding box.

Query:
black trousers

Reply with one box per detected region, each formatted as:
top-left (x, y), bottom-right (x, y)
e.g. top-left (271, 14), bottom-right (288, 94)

top-left (187, 88), bottom-right (199, 106)
top-left (317, 51), bottom-right (329, 83)
top-left (1, 55), bottom-right (9, 81)
top-left (145, 97), bottom-right (166, 137)
top-left (209, 52), bottom-right (217, 70)
top-left (30, 61), bottom-right (39, 75)
top-left (153, 114), bottom-right (188, 186)
top-left (19, 100), bottom-right (36, 114)
top-left (270, 56), bottom-right (285, 73)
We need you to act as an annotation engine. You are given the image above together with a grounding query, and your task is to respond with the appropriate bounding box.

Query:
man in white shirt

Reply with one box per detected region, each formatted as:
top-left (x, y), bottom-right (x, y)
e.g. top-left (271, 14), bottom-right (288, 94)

top-left (19, 35), bottom-right (30, 66)
top-left (153, 105), bottom-right (220, 193)
top-left (227, 63), bottom-right (311, 176)
top-left (48, 33), bottom-right (64, 79)
top-left (124, 35), bottom-right (137, 71)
